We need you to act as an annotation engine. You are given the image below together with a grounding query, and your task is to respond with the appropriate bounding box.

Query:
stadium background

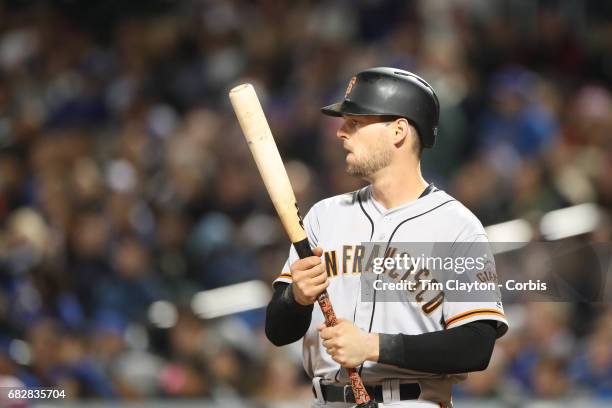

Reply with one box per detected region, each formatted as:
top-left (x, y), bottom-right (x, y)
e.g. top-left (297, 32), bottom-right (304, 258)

top-left (0, 0), bottom-right (611, 406)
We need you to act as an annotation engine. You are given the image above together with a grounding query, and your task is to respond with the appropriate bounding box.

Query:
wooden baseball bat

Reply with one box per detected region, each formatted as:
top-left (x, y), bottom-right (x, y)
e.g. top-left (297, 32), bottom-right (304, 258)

top-left (229, 84), bottom-right (374, 406)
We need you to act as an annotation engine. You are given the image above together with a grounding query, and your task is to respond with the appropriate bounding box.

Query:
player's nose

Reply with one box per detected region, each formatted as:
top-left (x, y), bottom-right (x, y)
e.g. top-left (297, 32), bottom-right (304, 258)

top-left (336, 121), bottom-right (350, 140)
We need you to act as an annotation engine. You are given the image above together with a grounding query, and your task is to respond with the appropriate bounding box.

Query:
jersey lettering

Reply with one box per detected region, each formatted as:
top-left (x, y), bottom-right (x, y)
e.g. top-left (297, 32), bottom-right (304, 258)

top-left (342, 245), bottom-right (352, 275)
top-left (325, 250), bottom-right (338, 277)
top-left (353, 245), bottom-right (365, 273)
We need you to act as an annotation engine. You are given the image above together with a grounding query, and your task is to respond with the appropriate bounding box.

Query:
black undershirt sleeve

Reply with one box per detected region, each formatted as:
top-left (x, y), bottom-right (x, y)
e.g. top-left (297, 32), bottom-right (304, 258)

top-left (265, 282), bottom-right (313, 346)
top-left (378, 320), bottom-right (498, 374)
top-left (266, 281), bottom-right (498, 373)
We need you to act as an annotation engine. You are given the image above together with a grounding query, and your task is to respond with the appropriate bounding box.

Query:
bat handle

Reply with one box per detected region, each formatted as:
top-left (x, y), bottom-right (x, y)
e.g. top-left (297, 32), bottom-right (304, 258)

top-left (317, 291), bottom-right (372, 405)
top-left (293, 240), bottom-right (373, 406)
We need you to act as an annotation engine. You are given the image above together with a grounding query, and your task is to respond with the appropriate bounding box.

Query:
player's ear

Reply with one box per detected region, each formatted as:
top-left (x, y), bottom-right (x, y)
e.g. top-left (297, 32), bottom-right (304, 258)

top-left (391, 117), bottom-right (410, 145)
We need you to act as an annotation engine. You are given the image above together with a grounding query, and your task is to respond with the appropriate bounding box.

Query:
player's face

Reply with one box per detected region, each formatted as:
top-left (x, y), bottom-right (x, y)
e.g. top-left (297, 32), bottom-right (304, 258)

top-left (336, 115), bottom-right (394, 178)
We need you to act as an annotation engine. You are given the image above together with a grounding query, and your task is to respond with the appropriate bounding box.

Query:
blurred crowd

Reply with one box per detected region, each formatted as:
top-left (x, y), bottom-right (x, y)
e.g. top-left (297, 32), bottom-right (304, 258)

top-left (0, 0), bottom-right (611, 405)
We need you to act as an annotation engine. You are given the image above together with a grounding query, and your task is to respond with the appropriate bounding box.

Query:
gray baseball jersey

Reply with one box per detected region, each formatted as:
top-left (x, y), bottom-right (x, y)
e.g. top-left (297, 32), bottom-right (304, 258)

top-left (274, 185), bottom-right (508, 404)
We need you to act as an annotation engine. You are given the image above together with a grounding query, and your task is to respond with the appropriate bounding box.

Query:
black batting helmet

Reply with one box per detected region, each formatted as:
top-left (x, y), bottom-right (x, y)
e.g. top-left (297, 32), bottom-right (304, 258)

top-left (321, 67), bottom-right (440, 148)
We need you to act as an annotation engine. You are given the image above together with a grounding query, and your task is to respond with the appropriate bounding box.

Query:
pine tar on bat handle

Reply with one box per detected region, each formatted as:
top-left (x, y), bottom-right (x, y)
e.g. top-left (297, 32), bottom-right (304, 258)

top-left (293, 239), bottom-right (377, 408)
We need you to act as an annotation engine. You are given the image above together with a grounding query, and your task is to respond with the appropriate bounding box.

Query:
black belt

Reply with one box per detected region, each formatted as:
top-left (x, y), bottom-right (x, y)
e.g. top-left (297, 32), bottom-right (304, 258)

top-left (315, 382), bottom-right (421, 403)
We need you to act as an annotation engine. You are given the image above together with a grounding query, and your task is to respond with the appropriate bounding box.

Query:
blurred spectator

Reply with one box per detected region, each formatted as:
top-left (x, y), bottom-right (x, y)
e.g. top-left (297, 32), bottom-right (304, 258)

top-left (508, 303), bottom-right (574, 395)
top-left (570, 310), bottom-right (612, 397)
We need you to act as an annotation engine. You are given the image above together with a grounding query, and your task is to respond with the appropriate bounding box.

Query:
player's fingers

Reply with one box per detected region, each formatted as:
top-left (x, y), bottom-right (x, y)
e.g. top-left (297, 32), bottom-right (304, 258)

top-left (317, 323), bottom-right (326, 332)
top-left (331, 355), bottom-right (347, 366)
top-left (289, 263), bottom-right (312, 279)
top-left (310, 270), bottom-right (328, 285)
top-left (311, 280), bottom-right (330, 295)
top-left (299, 255), bottom-right (323, 269)
top-left (335, 318), bottom-right (349, 325)
top-left (319, 326), bottom-right (334, 340)
top-left (312, 247), bottom-right (324, 257)
top-left (297, 279), bottom-right (328, 301)
top-left (322, 340), bottom-right (336, 352)
top-left (322, 279), bottom-right (331, 291)
top-left (302, 262), bottom-right (326, 279)
top-left (290, 266), bottom-right (322, 286)
top-left (336, 319), bottom-right (354, 333)
top-left (323, 336), bottom-right (340, 347)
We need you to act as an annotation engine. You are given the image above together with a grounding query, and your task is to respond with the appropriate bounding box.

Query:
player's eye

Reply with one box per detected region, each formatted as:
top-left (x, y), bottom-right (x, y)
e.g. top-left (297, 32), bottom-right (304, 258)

top-left (343, 117), bottom-right (360, 130)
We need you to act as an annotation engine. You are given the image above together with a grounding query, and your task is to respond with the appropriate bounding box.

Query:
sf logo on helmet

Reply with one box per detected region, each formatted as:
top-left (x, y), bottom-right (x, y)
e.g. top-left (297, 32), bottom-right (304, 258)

top-left (344, 76), bottom-right (357, 98)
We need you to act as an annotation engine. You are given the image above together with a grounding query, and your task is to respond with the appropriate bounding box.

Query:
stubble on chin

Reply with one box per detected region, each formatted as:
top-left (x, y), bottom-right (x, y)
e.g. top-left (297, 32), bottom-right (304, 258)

top-left (346, 148), bottom-right (392, 178)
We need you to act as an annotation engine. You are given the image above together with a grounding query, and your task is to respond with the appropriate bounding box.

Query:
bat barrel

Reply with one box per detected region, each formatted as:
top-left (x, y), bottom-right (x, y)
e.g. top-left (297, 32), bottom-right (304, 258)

top-left (229, 83), bottom-right (307, 243)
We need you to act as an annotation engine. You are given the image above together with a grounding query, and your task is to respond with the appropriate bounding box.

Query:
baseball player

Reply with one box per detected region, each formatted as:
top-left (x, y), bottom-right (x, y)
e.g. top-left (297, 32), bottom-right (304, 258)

top-left (265, 67), bottom-right (508, 407)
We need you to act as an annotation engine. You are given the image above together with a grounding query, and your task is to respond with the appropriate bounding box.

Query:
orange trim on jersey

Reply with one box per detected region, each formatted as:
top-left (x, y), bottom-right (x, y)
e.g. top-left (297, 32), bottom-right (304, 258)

top-left (445, 308), bottom-right (505, 327)
top-left (447, 311), bottom-right (507, 328)
top-left (276, 273), bottom-right (292, 280)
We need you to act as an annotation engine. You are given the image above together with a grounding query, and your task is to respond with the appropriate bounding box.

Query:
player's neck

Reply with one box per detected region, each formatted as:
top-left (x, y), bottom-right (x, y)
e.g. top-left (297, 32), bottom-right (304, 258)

top-left (368, 162), bottom-right (428, 210)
